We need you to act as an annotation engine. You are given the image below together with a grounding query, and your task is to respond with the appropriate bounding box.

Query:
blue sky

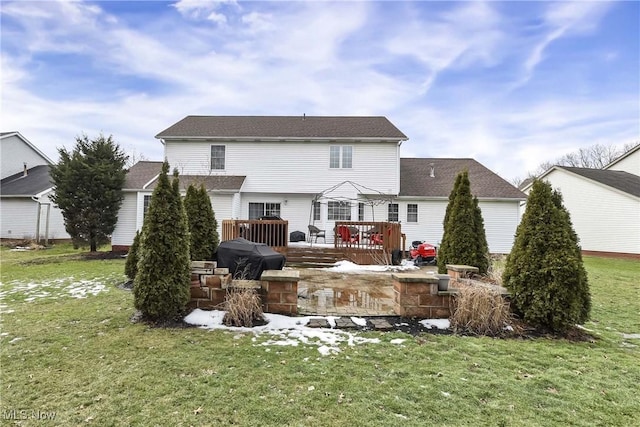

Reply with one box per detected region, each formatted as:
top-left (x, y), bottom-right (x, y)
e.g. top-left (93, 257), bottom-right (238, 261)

top-left (2, 0), bottom-right (638, 181)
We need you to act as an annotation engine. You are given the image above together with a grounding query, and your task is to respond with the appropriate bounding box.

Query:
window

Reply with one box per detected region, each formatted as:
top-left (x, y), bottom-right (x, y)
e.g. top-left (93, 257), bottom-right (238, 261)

top-left (210, 145), bottom-right (225, 170)
top-left (330, 146), bottom-right (341, 169)
top-left (358, 202), bottom-right (365, 221)
top-left (143, 195), bottom-right (152, 218)
top-left (329, 146), bottom-right (353, 169)
top-left (248, 202), bottom-right (281, 219)
top-left (265, 203), bottom-right (280, 217)
top-left (407, 204), bottom-right (418, 223)
top-left (328, 201), bottom-right (351, 220)
top-left (313, 202), bottom-right (321, 221)
top-left (388, 203), bottom-right (399, 222)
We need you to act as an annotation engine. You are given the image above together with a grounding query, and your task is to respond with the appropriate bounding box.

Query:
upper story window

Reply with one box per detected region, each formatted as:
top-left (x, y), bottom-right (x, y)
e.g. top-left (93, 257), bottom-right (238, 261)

top-left (407, 204), bottom-right (418, 223)
top-left (328, 201), bottom-right (351, 220)
top-left (388, 203), bottom-right (399, 222)
top-left (211, 145), bottom-right (225, 170)
top-left (330, 145), bottom-right (353, 169)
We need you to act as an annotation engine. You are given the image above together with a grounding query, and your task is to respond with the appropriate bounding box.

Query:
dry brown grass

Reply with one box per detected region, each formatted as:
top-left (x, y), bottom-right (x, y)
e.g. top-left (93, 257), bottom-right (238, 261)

top-left (450, 281), bottom-right (514, 336)
top-left (222, 288), bottom-right (265, 327)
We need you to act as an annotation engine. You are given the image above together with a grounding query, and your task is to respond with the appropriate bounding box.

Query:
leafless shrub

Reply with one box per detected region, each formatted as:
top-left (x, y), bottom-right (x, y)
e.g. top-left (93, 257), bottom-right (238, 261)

top-left (485, 255), bottom-right (506, 286)
top-left (450, 282), bottom-right (514, 336)
top-left (223, 288), bottom-right (265, 327)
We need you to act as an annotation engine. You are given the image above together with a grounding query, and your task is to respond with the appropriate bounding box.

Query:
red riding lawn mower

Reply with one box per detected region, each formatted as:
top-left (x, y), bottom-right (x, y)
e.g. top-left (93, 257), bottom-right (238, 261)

top-left (409, 240), bottom-right (437, 266)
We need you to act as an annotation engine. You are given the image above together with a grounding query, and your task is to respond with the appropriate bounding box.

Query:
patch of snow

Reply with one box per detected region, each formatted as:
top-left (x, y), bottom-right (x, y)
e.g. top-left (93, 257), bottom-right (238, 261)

top-left (318, 345), bottom-right (341, 356)
top-left (441, 391), bottom-right (451, 398)
top-left (622, 333), bottom-right (640, 339)
top-left (350, 317), bottom-right (367, 327)
top-left (419, 319), bottom-right (450, 330)
top-left (1, 275), bottom-right (120, 304)
top-left (576, 325), bottom-right (594, 332)
top-left (185, 309), bottom-right (380, 356)
top-left (394, 413), bottom-right (408, 419)
top-left (324, 260), bottom-right (417, 273)
top-left (390, 338), bottom-right (406, 345)
top-left (9, 337), bottom-right (23, 344)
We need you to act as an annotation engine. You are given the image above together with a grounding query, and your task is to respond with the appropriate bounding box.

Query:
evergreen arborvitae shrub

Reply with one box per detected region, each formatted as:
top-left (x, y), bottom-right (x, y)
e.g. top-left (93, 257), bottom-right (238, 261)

top-left (437, 171), bottom-right (490, 274)
top-left (502, 179), bottom-right (591, 332)
top-left (133, 162), bottom-right (191, 321)
top-left (472, 196), bottom-right (490, 274)
top-left (184, 184), bottom-right (218, 260)
top-left (124, 230), bottom-right (141, 281)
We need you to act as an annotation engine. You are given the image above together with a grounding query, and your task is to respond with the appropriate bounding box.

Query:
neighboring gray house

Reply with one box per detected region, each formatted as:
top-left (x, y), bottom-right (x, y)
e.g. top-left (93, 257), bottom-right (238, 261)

top-left (113, 116), bottom-right (526, 254)
top-left (0, 132), bottom-right (70, 241)
top-left (522, 144), bottom-right (640, 257)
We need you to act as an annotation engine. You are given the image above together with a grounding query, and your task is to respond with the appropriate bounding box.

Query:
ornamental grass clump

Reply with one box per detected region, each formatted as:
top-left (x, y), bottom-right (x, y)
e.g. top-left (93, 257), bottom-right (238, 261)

top-left (450, 282), bottom-right (513, 336)
top-left (223, 289), bottom-right (265, 327)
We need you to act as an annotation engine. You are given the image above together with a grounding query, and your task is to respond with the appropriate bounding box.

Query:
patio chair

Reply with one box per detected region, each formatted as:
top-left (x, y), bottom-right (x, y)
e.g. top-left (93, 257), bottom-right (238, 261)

top-left (337, 225), bottom-right (359, 244)
top-left (308, 225), bottom-right (326, 243)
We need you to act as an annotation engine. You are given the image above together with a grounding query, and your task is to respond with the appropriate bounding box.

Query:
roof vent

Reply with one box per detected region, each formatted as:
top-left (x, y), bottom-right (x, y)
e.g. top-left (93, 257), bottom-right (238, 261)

top-left (23, 162), bottom-right (28, 177)
top-left (429, 163), bottom-right (435, 178)
top-left (303, 113), bottom-right (306, 121)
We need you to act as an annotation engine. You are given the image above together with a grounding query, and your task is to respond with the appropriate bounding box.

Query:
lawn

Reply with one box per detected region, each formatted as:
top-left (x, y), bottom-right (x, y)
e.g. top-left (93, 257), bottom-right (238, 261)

top-left (1, 244), bottom-right (638, 426)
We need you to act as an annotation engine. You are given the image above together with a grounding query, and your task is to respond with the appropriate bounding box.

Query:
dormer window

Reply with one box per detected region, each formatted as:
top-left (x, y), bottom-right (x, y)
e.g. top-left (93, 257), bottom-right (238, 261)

top-left (211, 145), bottom-right (225, 170)
top-left (330, 145), bottom-right (352, 169)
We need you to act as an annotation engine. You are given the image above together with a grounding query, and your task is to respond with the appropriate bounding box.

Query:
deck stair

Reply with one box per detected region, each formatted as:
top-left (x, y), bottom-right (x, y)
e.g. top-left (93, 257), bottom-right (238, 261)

top-left (285, 247), bottom-right (346, 267)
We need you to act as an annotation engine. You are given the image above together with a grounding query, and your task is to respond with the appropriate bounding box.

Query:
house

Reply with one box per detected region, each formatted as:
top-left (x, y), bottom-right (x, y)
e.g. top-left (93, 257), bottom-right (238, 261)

top-left (522, 144), bottom-right (640, 258)
top-left (111, 116), bottom-right (526, 254)
top-left (0, 132), bottom-right (70, 241)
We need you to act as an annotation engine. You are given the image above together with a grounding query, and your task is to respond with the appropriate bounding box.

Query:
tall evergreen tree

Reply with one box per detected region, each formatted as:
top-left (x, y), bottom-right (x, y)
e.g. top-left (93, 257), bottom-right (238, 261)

top-left (124, 230), bottom-right (141, 280)
top-left (503, 179), bottom-right (591, 332)
top-left (184, 184), bottom-right (219, 260)
top-left (472, 196), bottom-right (490, 274)
top-left (437, 171), bottom-right (489, 274)
top-left (50, 133), bottom-right (127, 251)
top-left (133, 162), bottom-right (191, 321)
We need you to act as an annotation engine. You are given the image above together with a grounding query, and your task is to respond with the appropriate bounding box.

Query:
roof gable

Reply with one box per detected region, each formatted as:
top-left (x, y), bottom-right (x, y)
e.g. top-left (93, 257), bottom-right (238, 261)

top-left (156, 116), bottom-right (408, 141)
top-left (399, 158), bottom-right (525, 199)
top-left (0, 131), bottom-right (53, 165)
top-left (604, 144), bottom-right (640, 170)
top-left (557, 167), bottom-right (640, 198)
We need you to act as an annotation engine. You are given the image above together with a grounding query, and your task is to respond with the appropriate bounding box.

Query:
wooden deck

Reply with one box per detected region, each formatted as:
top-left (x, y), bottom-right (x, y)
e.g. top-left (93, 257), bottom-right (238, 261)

top-left (221, 219), bottom-right (405, 265)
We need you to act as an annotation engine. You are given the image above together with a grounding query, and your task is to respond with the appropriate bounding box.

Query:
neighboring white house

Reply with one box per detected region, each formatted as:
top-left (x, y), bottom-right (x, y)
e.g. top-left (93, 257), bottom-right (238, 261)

top-left (0, 132), bottom-right (70, 241)
top-left (112, 116), bottom-right (526, 254)
top-left (522, 144), bottom-right (640, 257)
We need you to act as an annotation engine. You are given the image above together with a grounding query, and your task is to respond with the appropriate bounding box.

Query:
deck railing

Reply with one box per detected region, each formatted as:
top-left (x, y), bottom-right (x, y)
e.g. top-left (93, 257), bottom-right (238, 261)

top-left (222, 219), bottom-right (289, 252)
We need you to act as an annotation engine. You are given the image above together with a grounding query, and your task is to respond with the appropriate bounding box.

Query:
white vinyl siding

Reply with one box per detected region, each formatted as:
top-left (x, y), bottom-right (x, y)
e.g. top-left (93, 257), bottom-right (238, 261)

top-left (165, 141), bottom-right (399, 195)
top-left (537, 170), bottom-right (640, 254)
top-left (1, 134), bottom-right (50, 179)
top-left (0, 199), bottom-right (38, 239)
top-left (111, 192), bottom-right (138, 247)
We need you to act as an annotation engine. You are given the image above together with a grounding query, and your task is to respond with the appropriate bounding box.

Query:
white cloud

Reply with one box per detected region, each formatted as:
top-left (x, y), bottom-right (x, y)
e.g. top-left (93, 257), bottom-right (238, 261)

top-left (0, 0), bottom-right (636, 184)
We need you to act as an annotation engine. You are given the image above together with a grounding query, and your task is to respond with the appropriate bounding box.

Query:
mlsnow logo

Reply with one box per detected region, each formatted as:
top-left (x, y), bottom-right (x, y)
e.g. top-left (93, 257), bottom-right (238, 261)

top-left (2, 409), bottom-right (57, 421)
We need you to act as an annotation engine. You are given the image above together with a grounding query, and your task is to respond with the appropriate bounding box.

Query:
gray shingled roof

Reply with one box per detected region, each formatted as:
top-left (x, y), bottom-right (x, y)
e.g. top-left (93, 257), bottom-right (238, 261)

top-left (124, 161), bottom-right (164, 189)
top-left (559, 167), bottom-right (640, 198)
top-left (125, 161), bottom-right (245, 191)
top-left (0, 165), bottom-right (52, 196)
top-left (400, 158), bottom-right (526, 199)
top-left (156, 116), bottom-right (408, 140)
top-left (146, 175), bottom-right (246, 191)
